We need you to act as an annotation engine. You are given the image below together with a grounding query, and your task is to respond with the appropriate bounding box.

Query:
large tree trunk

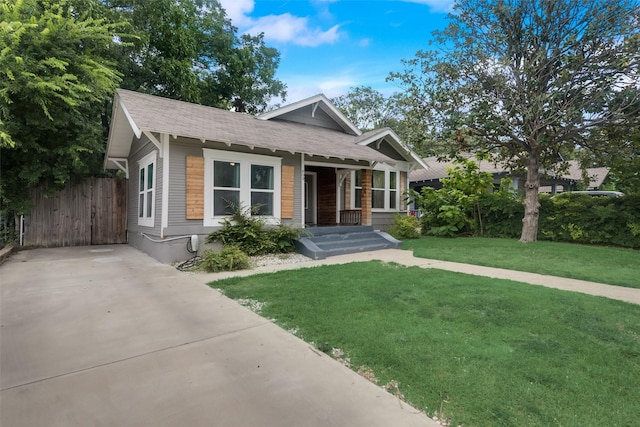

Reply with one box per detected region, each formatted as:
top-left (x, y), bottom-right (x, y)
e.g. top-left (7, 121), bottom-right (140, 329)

top-left (520, 150), bottom-right (541, 242)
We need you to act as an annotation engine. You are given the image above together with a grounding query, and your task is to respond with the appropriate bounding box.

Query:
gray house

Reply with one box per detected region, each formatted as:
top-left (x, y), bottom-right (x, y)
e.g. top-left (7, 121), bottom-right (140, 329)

top-left (104, 90), bottom-right (426, 263)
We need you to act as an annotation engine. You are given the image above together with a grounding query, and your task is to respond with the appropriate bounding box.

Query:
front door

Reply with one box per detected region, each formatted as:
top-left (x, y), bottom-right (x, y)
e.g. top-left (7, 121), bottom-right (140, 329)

top-left (304, 172), bottom-right (317, 225)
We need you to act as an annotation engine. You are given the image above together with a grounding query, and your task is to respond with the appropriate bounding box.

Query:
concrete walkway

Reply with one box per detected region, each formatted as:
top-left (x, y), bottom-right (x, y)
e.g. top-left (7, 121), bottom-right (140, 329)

top-left (201, 248), bottom-right (640, 305)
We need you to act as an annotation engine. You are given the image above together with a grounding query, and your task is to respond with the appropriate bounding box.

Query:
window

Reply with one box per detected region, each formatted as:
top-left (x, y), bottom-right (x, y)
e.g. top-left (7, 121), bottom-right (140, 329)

top-left (213, 161), bottom-right (240, 215)
top-left (372, 170), bottom-right (385, 209)
top-left (389, 171), bottom-right (397, 209)
top-left (138, 151), bottom-right (156, 227)
top-left (351, 168), bottom-right (401, 211)
top-left (251, 164), bottom-right (275, 215)
top-left (354, 170), bottom-right (362, 209)
top-left (203, 149), bottom-right (281, 226)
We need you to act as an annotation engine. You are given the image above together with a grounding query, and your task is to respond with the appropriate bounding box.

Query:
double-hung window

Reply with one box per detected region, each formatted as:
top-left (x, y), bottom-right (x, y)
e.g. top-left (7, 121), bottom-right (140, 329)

top-left (138, 151), bottom-right (156, 227)
top-left (351, 168), bottom-right (400, 211)
top-left (354, 170), bottom-right (363, 209)
top-left (213, 160), bottom-right (240, 215)
top-left (372, 170), bottom-right (386, 209)
top-left (204, 149), bottom-right (281, 226)
top-left (389, 171), bottom-right (398, 209)
top-left (251, 164), bottom-right (275, 215)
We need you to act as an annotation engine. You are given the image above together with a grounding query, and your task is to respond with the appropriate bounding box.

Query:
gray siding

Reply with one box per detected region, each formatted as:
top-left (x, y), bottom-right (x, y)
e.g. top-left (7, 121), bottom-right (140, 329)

top-left (372, 212), bottom-right (397, 232)
top-left (271, 105), bottom-right (343, 132)
top-left (165, 138), bottom-right (304, 235)
top-left (127, 137), bottom-right (162, 236)
top-left (374, 140), bottom-right (406, 161)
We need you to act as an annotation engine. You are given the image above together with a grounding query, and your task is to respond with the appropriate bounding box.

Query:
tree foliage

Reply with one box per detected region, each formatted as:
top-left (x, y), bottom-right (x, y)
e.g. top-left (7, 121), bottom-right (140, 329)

top-left (0, 0), bottom-right (288, 225)
top-left (331, 86), bottom-right (402, 131)
top-left (409, 157), bottom-right (496, 236)
top-left (105, 0), bottom-right (286, 113)
top-left (390, 0), bottom-right (640, 242)
top-left (0, 0), bottom-right (124, 214)
top-left (331, 86), bottom-right (418, 148)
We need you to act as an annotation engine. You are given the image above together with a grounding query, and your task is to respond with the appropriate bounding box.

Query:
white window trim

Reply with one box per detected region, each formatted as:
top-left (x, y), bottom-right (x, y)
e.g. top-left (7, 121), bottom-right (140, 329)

top-left (137, 151), bottom-right (157, 227)
top-left (203, 149), bottom-right (281, 227)
top-left (351, 167), bottom-right (400, 212)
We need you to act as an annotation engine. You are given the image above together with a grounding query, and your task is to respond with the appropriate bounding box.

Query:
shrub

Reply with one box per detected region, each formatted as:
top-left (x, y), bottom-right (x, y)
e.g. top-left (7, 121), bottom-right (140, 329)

top-left (411, 158), bottom-right (510, 237)
top-left (206, 203), bottom-right (305, 255)
top-left (388, 214), bottom-right (421, 239)
top-left (477, 179), bottom-right (523, 238)
top-left (198, 246), bottom-right (250, 272)
top-left (538, 194), bottom-right (640, 248)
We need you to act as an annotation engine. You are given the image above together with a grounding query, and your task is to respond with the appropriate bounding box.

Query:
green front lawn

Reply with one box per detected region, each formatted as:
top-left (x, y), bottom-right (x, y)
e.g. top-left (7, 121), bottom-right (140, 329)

top-left (211, 262), bottom-right (640, 426)
top-left (403, 237), bottom-right (640, 288)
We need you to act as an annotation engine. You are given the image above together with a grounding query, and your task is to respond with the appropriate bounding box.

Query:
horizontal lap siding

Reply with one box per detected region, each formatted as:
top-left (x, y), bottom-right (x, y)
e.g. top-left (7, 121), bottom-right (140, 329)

top-left (372, 212), bottom-right (396, 232)
top-left (168, 139), bottom-right (303, 233)
top-left (128, 140), bottom-right (161, 235)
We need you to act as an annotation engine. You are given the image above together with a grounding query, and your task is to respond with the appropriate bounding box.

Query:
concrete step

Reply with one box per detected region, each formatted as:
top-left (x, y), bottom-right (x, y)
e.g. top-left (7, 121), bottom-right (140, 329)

top-left (304, 226), bottom-right (374, 236)
top-left (295, 229), bottom-right (401, 260)
top-left (320, 242), bottom-right (397, 258)
top-left (312, 235), bottom-right (389, 250)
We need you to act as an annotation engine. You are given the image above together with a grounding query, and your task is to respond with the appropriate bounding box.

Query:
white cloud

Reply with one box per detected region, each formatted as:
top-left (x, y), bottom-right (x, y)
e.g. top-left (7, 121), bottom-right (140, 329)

top-left (283, 75), bottom-right (357, 102)
top-left (219, 0), bottom-right (340, 47)
top-left (402, 0), bottom-right (455, 13)
top-left (219, 0), bottom-right (254, 26)
top-left (248, 15), bottom-right (339, 47)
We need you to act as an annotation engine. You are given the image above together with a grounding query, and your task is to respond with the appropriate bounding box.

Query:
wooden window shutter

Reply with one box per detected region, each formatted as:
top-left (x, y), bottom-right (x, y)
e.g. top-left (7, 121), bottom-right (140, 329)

top-left (186, 156), bottom-right (204, 219)
top-left (281, 165), bottom-right (295, 219)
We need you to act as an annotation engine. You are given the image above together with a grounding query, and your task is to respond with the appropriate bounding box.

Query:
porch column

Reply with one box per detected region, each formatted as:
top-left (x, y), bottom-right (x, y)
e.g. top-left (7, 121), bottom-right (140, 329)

top-left (361, 169), bottom-right (372, 226)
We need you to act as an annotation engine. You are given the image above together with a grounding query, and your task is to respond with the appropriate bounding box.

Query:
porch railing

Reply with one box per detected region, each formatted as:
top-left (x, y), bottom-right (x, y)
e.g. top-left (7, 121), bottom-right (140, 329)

top-left (339, 209), bottom-right (361, 225)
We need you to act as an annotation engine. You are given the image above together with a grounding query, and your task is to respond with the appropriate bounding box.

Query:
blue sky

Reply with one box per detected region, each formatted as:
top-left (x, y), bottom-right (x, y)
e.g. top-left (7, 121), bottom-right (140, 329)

top-left (218, 0), bottom-right (454, 103)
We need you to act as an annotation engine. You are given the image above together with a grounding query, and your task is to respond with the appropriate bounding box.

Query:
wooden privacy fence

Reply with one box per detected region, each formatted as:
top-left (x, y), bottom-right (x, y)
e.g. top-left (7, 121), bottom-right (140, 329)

top-left (23, 177), bottom-right (127, 247)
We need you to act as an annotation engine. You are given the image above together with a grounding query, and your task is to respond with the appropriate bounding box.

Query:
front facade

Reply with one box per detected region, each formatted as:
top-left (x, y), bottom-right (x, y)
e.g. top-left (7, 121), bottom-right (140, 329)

top-left (105, 90), bottom-right (426, 263)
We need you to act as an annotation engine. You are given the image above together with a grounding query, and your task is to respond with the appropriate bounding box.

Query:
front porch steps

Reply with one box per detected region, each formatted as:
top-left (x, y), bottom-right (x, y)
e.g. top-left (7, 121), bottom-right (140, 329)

top-left (295, 226), bottom-right (402, 260)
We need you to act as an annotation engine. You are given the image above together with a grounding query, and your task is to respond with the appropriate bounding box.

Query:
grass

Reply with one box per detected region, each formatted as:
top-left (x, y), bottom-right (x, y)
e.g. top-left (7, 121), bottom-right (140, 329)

top-left (211, 262), bottom-right (640, 426)
top-left (402, 237), bottom-right (640, 288)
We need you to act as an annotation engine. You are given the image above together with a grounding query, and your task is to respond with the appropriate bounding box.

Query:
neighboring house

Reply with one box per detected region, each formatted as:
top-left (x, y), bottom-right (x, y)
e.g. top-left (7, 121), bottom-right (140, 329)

top-left (410, 155), bottom-right (609, 195)
top-left (104, 89), bottom-right (427, 263)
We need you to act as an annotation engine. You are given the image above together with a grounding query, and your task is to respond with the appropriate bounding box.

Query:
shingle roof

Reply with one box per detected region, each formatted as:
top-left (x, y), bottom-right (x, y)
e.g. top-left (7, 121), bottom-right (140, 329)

top-left (410, 154), bottom-right (508, 182)
top-left (110, 89), bottom-right (395, 164)
top-left (410, 154), bottom-right (609, 188)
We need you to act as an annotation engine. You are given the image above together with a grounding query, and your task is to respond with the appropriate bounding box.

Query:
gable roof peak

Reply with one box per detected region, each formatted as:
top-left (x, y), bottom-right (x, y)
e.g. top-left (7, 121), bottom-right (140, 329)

top-left (257, 93), bottom-right (362, 136)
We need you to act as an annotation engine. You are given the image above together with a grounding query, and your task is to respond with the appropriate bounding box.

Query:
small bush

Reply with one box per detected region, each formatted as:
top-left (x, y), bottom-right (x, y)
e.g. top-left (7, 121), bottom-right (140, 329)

top-left (198, 246), bottom-right (250, 272)
top-left (388, 214), bottom-right (421, 239)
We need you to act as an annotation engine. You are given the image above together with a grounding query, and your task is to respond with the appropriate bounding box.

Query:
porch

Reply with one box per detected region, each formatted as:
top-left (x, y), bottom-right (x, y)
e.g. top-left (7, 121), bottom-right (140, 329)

top-left (304, 165), bottom-right (371, 227)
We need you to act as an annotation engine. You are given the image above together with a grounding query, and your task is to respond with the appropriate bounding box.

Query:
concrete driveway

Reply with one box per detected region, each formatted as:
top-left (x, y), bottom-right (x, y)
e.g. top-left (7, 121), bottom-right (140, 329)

top-left (0, 245), bottom-right (436, 427)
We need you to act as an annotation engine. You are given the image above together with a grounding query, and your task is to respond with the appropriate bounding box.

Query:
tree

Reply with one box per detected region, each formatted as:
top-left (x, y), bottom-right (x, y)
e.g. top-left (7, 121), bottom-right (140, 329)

top-left (331, 86), bottom-right (401, 131)
top-left (105, 0), bottom-right (286, 113)
top-left (390, 0), bottom-right (640, 242)
top-left (0, 0), bottom-right (124, 217)
top-left (331, 85), bottom-right (429, 151)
